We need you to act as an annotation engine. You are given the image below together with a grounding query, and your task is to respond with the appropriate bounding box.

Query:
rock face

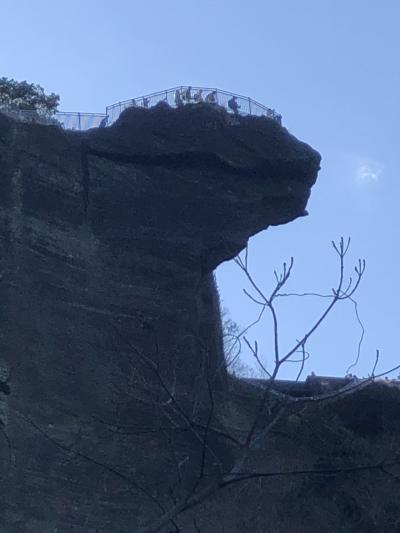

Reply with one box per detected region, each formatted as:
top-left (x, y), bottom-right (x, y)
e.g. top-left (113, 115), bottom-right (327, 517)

top-left (0, 103), bottom-right (320, 531)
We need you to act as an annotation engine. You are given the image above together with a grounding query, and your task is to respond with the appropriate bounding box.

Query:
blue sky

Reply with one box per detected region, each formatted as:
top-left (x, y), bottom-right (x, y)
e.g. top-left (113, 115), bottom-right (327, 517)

top-left (1, 0), bottom-right (399, 379)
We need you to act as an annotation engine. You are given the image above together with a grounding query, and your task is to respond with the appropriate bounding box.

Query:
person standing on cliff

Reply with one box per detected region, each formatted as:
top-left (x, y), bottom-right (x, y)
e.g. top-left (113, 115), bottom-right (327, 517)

top-left (193, 89), bottom-right (203, 102)
top-left (174, 89), bottom-right (184, 107)
top-left (99, 115), bottom-right (108, 128)
top-left (184, 86), bottom-right (192, 103)
top-left (228, 96), bottom-right (240, 114)
top-left (205, 90), bottom-right (217, 104)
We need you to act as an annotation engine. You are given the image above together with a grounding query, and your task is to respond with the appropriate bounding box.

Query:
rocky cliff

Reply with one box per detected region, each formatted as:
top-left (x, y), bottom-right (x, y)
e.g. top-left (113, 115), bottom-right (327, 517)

top-left (0, 102), bottom-right (322, 531)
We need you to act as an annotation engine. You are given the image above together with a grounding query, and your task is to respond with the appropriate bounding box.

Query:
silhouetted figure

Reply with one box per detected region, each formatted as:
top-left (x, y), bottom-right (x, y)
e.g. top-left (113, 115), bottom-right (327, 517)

top-left (99, 116), bottom-right (108, 128)
top-left (142, 97), bottom-right (150, 108)
top-left (183, 86), bottom-right (192, 103)
top-left (193, 89), bottom-right (203, 102)
top-left (131, 98), bottom-right (138, 106)
top-left (205, 90), bottom-right (217, 104)
top-left (228, 96), bottom-right (240, 114)
top-left (174, 89), bottom-right (184, 107)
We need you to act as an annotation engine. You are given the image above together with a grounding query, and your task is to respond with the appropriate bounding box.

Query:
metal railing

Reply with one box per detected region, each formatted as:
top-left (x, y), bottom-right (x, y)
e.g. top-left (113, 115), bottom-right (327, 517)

top-left (0, 86), bottom-right (282, 131)
top-left (0, 107), bottom-right (106, 131)
top-left (55, 112), bottom-right (107, 131)
top-left (105, 86), bottom-right (282, 126)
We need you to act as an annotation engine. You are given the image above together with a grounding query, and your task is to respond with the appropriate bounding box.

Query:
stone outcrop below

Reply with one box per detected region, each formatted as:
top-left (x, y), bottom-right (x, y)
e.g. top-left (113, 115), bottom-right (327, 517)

top-left (0, 102), bottom-right (320, 531)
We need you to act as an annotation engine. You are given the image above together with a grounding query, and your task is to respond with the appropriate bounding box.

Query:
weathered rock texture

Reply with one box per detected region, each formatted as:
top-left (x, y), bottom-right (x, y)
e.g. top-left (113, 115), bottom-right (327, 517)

top-left (0, 103), bottom-right (321, 531)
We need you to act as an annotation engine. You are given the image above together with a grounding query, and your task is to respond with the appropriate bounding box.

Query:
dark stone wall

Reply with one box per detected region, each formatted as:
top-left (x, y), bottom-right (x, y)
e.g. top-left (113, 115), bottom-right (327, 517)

top-left (0, 103), bottom-right (320, 531)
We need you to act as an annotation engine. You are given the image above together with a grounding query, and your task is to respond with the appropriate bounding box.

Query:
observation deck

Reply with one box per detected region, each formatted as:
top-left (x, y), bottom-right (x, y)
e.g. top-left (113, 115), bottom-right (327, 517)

top-left (0, 86), bottom-right (282, 131)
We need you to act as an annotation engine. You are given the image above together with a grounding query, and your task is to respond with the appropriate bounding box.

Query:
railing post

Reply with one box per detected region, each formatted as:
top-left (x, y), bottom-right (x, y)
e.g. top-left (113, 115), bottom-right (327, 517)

top-left (78, 112), bottom-right (81, 131)
top-left (248, 97), bottom-right (252, 115)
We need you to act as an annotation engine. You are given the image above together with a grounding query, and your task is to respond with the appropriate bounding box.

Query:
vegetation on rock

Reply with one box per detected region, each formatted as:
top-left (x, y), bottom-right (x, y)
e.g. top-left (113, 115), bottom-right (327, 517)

top-left (0, 77), bottom-right (59, 114)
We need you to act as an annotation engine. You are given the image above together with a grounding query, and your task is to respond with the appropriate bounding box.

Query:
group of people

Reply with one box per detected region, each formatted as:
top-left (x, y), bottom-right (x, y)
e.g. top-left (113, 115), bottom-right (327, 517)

top-left (173, 86), bottom-right (241, 114)
top-left (100, 88), bottom-right (282, 127)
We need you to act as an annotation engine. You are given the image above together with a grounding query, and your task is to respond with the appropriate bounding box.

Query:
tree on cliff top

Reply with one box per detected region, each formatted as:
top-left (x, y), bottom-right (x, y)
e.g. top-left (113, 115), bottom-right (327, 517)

top-left (0, 77), bottom-right (59, 114)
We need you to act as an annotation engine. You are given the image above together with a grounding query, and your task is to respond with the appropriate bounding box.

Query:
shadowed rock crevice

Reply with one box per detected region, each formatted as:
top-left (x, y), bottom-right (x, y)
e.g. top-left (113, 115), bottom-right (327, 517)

top-left (0, 381), bottom-right (10, 395)
top-left (80, 143), bottom-right (90, 221)
top-left (0, 103), bottom-right (320, 531)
